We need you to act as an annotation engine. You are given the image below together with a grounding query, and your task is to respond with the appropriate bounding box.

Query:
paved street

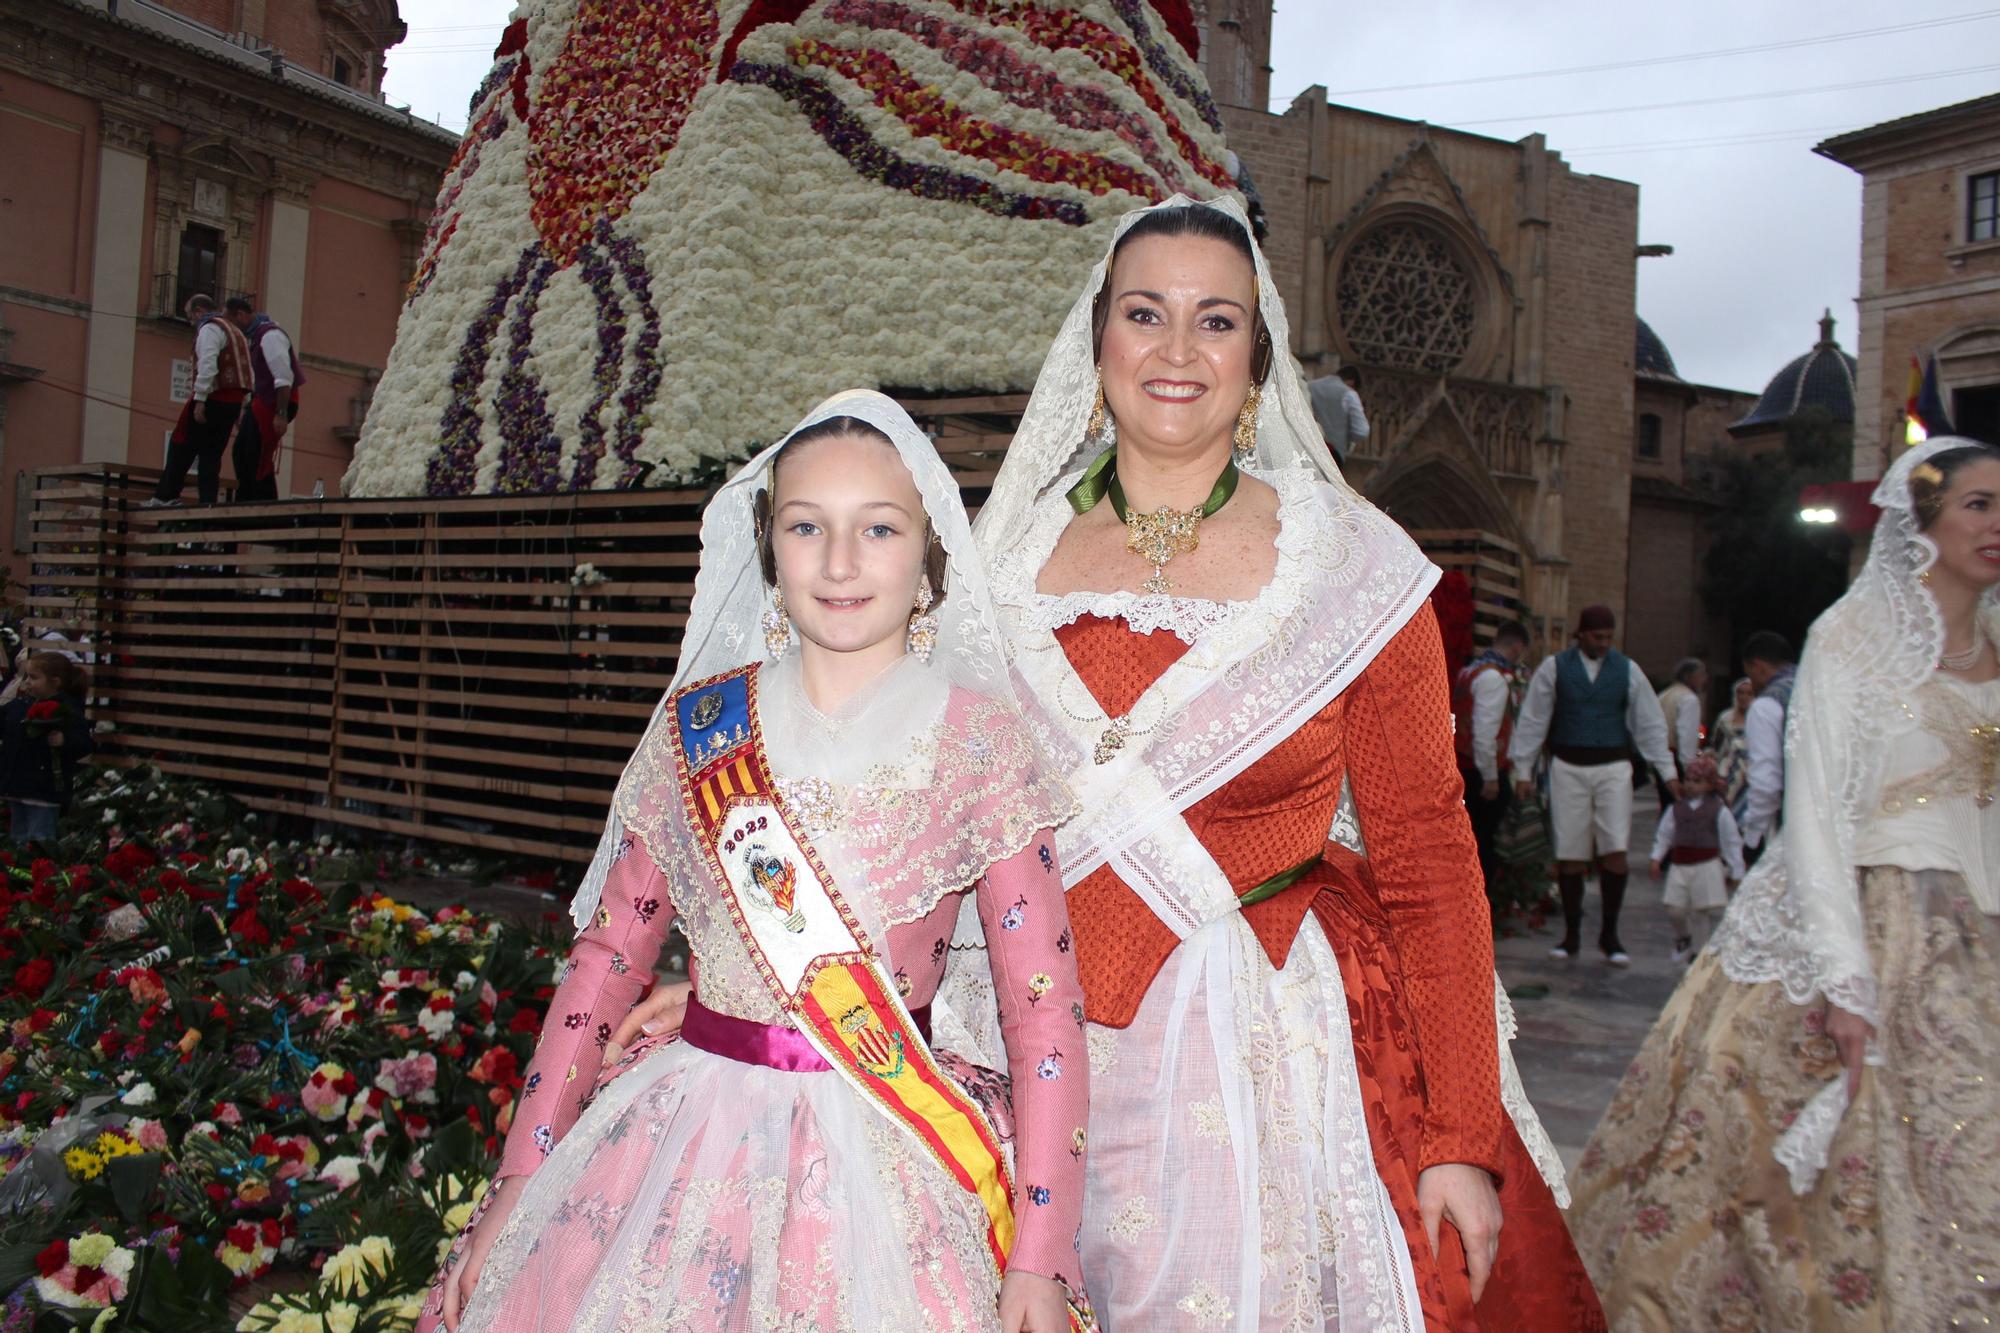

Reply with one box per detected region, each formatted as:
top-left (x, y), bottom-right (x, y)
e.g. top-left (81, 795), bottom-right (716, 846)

top-left (1496, 789), bottom-right (1678, 1174)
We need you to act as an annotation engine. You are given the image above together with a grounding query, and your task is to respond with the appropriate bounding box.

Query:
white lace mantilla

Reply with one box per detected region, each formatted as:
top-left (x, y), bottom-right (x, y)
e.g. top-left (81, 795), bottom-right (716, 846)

top-left (1018, 588), bottom-right (1242, 644)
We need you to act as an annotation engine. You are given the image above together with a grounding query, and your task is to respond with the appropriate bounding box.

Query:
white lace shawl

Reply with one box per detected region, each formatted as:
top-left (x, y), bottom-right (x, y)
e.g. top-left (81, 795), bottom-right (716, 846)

top-left (1714, 437), bottom-right (2000, 1026)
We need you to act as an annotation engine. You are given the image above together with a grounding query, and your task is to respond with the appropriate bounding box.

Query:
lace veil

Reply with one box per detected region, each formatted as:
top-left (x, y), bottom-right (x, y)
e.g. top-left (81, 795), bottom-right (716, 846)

top-left (1715, 436), bottom-right (2000, 1023)
top-left (568, 389), bottom-right (1071, 933)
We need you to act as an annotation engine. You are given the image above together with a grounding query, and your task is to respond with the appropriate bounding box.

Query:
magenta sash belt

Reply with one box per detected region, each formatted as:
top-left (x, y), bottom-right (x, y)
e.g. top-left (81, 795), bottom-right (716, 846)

top-left (679, 995), bottom-right (932, 1073)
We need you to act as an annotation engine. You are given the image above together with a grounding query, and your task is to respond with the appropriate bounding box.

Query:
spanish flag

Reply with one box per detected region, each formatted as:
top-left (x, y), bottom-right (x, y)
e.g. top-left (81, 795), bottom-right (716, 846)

top-left (1907, 353), bottom-right (1956, 443)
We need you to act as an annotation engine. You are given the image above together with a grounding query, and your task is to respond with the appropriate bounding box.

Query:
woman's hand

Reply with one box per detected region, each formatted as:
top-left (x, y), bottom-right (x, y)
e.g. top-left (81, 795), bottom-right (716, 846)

top-left (440, 1173), bottom-right (528, 1331)
top-left (46, 732), bottom-right (63, 749)
top-left (1417, 1162), bottom-right (1503, 1302)
top-left (603, 980), bottom-right (693, 1065)
top-left (997, 1270), bottom-right (1069, 1333)
top-left (1824, 1001), bottom-right (1875, 1100)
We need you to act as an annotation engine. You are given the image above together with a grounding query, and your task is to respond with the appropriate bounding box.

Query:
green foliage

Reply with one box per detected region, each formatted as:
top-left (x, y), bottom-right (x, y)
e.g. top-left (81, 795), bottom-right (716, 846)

top-left (1699, 408), bottom-right (1855, 663)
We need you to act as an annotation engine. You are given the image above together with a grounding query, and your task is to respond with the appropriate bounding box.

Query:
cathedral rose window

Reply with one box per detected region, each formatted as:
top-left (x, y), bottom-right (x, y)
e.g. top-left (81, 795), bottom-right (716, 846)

top-left (1336, 221), bottom-right (1479, 374)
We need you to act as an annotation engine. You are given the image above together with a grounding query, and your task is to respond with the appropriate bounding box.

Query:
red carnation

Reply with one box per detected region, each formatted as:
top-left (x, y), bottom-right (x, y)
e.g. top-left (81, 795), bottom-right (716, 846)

top-left (10, 957), bottom-right (52, 996)
top-left (24, 700), bottom-right (56, 723)
top-left (34, 1238), bottom-right (67, 1277)
top-left (508, 1009), bottom-right (541, 1035)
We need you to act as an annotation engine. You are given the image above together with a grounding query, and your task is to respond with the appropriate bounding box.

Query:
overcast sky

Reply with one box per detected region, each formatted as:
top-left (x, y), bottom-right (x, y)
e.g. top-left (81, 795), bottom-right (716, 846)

top-left (382, 1), bottom-right (2000, 395)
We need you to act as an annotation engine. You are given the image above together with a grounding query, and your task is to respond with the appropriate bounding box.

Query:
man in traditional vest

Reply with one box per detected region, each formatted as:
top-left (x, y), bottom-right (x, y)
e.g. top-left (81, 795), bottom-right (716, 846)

top-left (1737, 630), bottom-right (1797, 863)
top-left (1454, 618), bottom-right (1530, 888)
top-left (1510, 604), bottom-right (1679, 964)
top-left (148, 293), bottom-right (252, 506)
top-left (226, 296), bottom-right (304, 502)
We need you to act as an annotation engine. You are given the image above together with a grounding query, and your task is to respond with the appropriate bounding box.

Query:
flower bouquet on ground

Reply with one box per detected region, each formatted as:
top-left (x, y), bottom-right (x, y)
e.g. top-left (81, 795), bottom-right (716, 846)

top-left (0, 763), bottom-right (571, 1330)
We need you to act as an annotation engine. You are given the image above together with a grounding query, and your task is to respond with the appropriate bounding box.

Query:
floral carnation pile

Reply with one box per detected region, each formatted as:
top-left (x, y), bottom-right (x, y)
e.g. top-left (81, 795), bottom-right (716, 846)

top-left (0, 765), bottom-right (569, 1330)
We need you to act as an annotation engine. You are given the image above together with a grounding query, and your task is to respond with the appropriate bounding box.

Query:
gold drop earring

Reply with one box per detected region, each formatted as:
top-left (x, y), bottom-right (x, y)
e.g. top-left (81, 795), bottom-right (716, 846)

top-left (1086, 371), bottom-right (1107, 444)
top-left (907, 576), bottom-right (938, 662)
top-left (763, 588), bottom-right (792, 659)
top-left (1233, 381), bottom-right (1262, 463)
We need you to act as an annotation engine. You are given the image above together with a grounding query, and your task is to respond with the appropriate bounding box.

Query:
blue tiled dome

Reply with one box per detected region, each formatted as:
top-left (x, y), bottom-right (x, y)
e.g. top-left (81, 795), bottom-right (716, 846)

top-left (1730, 310), bottom-right (1857, 435)
top-left (1636, 317), bottom-right (1679, 379)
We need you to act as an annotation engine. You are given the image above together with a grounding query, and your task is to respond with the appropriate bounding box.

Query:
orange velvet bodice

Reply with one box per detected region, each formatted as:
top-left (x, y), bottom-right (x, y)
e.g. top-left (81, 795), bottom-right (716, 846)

top-left (1053, 601), bottom-right (1507, 1175)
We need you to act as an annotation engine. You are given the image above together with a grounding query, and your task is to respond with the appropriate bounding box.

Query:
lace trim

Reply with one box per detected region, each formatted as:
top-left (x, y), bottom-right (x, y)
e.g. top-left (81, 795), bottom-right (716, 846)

top-left (1016, 588), bottom-right (1240, 644)
top-left (1494, 974), bottom-right (1569, 1206)
top-left (999, 463), bottom-right (1325, 660)
top-left (1772, 1078), bottom-right (1849, 1196)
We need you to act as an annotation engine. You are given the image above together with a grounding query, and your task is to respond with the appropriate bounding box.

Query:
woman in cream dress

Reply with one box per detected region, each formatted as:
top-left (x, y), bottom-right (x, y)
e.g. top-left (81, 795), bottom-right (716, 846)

top-left (1570, 438), bottom-right (2000, 1330)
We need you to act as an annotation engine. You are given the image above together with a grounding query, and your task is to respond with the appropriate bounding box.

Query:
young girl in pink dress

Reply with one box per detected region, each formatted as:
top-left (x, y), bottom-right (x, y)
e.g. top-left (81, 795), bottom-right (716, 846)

top-left (422, 391), bottom-right (1090, 1332)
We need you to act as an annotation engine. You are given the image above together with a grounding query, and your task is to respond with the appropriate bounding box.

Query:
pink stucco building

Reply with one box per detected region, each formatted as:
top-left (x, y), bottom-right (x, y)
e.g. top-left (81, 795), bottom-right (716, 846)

top-left (0, 0), bottom-right (455, 569)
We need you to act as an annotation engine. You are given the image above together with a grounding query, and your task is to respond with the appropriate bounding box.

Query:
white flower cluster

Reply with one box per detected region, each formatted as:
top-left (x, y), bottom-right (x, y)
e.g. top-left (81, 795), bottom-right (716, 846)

top-left (346, 0), bottom-right (1233, 497)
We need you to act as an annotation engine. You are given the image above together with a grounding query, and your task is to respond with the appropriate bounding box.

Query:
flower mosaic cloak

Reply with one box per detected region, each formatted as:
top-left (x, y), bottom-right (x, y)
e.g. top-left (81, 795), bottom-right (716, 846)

top-left (346, 0), bottom-right (1234, 497)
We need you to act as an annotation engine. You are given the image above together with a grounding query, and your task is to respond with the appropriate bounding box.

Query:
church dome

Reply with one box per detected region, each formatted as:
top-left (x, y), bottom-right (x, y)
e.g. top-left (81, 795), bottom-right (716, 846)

top-left (1635, 317), bottom-right (1679, 379)
top-left (1729, 309), bottom-right (1858, 436)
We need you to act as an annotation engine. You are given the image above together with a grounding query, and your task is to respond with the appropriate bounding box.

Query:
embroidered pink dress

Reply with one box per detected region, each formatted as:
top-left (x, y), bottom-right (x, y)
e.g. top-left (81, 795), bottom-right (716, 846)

top-left (422, 677), bottom-right (1088, 1332)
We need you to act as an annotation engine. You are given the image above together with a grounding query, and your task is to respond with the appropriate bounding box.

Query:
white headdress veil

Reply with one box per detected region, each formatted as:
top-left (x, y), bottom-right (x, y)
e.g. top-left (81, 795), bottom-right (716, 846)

top-left (1713, 437), bottom-right (2000, 1188)
top-left (569, 389), bottom-right (1069, 931)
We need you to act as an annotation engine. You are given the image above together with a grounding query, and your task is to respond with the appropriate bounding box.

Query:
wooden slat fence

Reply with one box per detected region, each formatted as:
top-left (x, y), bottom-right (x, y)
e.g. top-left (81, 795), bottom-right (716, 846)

top-left (21, 398), bottom-right (1023, 865)
top-left (24, 419), bottom-right (1525, 864)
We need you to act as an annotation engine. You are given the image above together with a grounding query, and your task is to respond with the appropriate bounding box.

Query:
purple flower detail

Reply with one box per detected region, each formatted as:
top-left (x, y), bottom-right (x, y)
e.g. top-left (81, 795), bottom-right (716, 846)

top-left (1109, 0), bottom-right (1224, 133)
top-left (727, 61), bottom-right (1089, 226)
top-left (427, 246), bottom-right (536, 495)
top-left (493, 253), bottom-right (564, 494)
top-left (1028, 1184), bottom-right (1051, 1206)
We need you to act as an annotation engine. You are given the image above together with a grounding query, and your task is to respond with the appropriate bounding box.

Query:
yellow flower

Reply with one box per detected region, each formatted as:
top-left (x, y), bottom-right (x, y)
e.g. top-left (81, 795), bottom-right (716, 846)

top-left (62, 1146), bottom-right (105, 1180)
top-left (324, 1302), bottom-right (360, 1333)
top-left (320, 1235), bottom-right (394, 1297)
top-left (93, 1132), bottom-right (141, 1160)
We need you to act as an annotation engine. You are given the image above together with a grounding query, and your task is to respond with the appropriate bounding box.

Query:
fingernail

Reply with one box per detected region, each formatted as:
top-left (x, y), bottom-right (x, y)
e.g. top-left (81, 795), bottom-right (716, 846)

top-left (642, 1020), bottom-right (667, 1035)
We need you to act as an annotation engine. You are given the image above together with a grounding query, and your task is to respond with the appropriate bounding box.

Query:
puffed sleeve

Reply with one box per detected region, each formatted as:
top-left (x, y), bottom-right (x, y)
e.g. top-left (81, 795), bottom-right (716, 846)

top-left (496, 837), bottom-right (673, 1181)
top-left (976, 832), bottom-right (1089, 1288)
top-left (1344, 604), bottom-right (1508, 1178)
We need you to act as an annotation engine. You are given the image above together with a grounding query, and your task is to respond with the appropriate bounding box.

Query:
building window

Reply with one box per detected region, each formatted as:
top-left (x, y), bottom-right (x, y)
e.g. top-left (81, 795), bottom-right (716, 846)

top-left (1973, 170), bottom-right (1999, 243)
top-left (1637, 412), bottom-right (1663, 460)
top-left (174, 223), bottom-right (224, 315)
top-left (333, 56), bottom-right (353, 86)
top-left (1336, 221), bottom-right (1479, 374)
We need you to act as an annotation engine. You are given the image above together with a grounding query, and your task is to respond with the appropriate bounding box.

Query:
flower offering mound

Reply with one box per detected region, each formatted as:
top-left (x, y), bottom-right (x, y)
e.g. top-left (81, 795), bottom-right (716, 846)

top-left (346, 0), bottom-right (1231, 496)
top-left (0, 765), bottom-right (572, 1328)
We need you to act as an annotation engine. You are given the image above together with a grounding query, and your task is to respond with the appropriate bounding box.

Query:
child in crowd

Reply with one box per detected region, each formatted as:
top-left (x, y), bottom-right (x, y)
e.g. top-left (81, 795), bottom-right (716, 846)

top-left (1649, 752), bottom-right (1745, 963)
top-left (0, 652), bottom-right (93, 844)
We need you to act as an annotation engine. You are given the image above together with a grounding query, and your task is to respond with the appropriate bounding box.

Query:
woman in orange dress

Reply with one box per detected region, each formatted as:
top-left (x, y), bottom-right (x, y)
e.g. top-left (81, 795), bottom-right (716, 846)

top-left (967, 195), bottom-right (1600, 1331)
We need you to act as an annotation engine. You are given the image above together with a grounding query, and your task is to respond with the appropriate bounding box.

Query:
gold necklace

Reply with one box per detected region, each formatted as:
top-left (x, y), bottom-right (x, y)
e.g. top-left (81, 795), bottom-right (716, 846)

top-left (1065, 451), bottom-right (1240, 596)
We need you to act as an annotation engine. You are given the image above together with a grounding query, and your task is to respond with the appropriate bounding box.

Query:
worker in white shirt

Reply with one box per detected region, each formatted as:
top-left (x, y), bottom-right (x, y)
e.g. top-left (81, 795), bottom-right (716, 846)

top-left (150, 294), bottom-right (252, 506)
top-left (1307, 365), bottom-right (1370, 465)
top-left (1736, 630), bottom-right (1797, 863)
top-left (226, 296), bottom-right (304, 503)
top-left (1653, 656), bottom-right (1709, 805)
top-left (1510, 604), bottom-right (1679, 965)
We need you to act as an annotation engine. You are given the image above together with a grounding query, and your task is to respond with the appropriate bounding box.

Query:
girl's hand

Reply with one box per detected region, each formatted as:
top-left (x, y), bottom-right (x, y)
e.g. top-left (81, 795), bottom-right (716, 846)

top-left (46, 733), bottom-right (62, 749)
top-left (997, 1270), bottom-right (1069, 1333)
top-left (604, 980), bottom-right (693, 1065)
top-left (441, 1173), bottom-right (528, 1331)
top-left (1824, 1002), bottom-right (1875, 1100)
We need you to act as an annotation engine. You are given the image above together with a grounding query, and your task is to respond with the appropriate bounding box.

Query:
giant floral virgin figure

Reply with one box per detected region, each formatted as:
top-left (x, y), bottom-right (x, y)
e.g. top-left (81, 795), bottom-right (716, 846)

top-left (349, 0), bottom-right (1235, 498)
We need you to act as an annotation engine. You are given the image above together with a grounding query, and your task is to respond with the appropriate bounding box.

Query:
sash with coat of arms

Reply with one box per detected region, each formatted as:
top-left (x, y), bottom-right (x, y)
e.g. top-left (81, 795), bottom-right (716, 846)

top-left (671, 663), bottom-right (1093, 1330)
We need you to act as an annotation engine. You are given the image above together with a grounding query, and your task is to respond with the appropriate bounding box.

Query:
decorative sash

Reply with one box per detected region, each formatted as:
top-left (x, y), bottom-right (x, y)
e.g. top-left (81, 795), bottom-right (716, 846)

top-left (671, 664), bottom-right (1092, 1330)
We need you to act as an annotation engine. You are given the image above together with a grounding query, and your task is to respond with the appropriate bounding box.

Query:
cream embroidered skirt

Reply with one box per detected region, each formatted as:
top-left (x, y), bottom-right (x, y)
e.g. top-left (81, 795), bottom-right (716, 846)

top-left (1569, 866), bottom-right (2000, 1330)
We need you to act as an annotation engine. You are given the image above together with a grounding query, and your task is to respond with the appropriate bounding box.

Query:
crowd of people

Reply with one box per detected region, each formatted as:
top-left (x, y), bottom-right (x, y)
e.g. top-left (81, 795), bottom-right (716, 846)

top-left (93, 192), bottom-right (1967, 1332)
